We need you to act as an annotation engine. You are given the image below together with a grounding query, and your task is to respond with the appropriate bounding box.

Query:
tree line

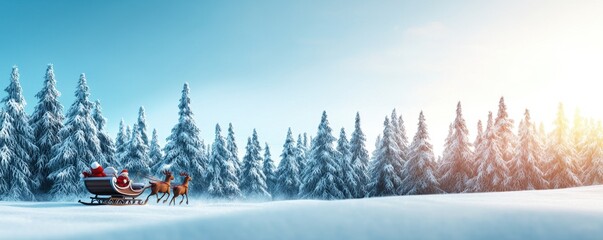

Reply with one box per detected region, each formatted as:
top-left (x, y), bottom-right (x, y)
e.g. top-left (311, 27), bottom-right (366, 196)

top-left (0, 65), bottom-right (600, 201)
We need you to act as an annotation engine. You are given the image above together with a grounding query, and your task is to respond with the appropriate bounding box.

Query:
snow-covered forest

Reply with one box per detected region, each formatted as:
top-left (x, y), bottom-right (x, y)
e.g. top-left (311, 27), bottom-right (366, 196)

top-left (1, 65), bottom-right (602, 201)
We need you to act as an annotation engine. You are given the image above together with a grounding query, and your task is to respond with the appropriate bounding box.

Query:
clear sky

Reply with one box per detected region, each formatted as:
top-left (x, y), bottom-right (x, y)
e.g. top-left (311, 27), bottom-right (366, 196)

top-left (1, 0), bottom-right (602, 157)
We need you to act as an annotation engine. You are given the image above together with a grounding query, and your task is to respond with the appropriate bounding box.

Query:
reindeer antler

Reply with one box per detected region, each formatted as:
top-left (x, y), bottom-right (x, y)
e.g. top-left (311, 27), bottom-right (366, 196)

top-left (162, 170), bottom-right (172, 175)
top-left (180, 172), bottom-right (189, 177)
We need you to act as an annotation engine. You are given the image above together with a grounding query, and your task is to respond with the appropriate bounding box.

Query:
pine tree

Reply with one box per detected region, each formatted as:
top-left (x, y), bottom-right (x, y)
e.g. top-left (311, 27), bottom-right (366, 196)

top-left (158, 83), bottom-right (206, 193)
top-left (545, 103), bottom-right (581, 188)
top-left (92, 100), bottom-right (116, 167)
top-left (300, 111), bottom-right (344, 199)
top-left (206, 124), bottom-right (241, 199)
top-left (337, 127), bottom-right (356, 198)
top-left (494, 97), bottom-right (515, 165)
top-left (582, 122), bottom-right (603, 185)
top-left (123, 123), bottom-right (151, 181)
top-left (0, 67), bottom-right (38, 201)
top-left (349, 112), bottom-right (369, 198)
top-left (0, 111), bottom-right (13, 196)
top-left (439, 102), bottom-right (473, 193)
top-left (263, 143), bottom-right (276, 196)
top-left (29, 64), bottom-right (64, 194)
top-left (472, 112), bottom-right (509, 192)
top-left (126, 125), bottom-right (132, 141)
top-left (275, 128), bottom-right (301, 199)
top-left (48, 73), bottom-right (101, 199)
top-left (391, 109), bottom-right (410, 163)
top-left (137, 106), bottom-right (149, 147)
top-left (401, 111), bottom-right (442, 195)
top-left (115, 119), bottom-right (128, 163)
top-left (509, 110), bottom-right (548, 190)
top-left (226, 123), bottom-right (241, 178)
top-left (148, 129), bottom-right (163, 172)
top-left (295, 134), bottom-right (307, 175)
top-left (241, 130), bottom-right (270, 199)
top-left (367, 117), bottom-right (404, 197)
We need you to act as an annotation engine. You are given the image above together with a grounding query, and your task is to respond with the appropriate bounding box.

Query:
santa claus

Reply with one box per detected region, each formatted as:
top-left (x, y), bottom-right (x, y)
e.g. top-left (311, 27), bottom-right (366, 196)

top-left (116, 169), bottom-right (131, 188)
top-left (82, 162), bottom-right (107, 178)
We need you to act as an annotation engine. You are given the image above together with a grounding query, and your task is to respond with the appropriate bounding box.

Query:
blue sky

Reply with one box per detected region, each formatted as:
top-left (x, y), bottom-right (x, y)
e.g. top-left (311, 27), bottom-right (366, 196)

top-left (1, 1), bottom-right (602, 156)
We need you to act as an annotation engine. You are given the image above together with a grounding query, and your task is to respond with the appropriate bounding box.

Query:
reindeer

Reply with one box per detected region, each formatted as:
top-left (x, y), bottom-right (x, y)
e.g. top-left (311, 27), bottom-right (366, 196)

top-left (169, 172), bottom-right (191, 206)
top-left (144, 170), bottom-right (175, 204)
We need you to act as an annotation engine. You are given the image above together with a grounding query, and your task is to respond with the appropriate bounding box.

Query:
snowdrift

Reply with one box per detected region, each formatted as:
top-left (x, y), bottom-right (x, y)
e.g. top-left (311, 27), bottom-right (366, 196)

top-left (1, 185), bottom-right (603, 240)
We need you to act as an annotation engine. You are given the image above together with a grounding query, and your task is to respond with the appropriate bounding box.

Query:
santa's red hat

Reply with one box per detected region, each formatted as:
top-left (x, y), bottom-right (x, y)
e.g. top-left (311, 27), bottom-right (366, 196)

top-left (91, 161), bottom-right (101, 169)
top-left (120, 169), bottom-right (129, 176)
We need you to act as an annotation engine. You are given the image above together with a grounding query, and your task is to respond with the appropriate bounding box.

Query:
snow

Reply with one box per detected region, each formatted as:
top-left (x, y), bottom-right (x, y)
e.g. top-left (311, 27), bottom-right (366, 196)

top-left (2, 185), bottom-right (603, 240)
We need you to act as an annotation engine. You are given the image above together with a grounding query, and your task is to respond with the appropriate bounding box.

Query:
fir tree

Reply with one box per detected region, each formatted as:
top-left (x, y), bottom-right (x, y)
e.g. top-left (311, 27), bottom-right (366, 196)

top-left (158, 83), bottom-right (206, 193)
top-left (0, 112), bottom-right (13, 196)
top-left (1, 67), bottom-right (38, 201)
top-left (391, 109), bottom-right (409, 163)
top-left (206, 124), bottom-right (241, 199)
top-left (400, 111), bottom-right (442, 195)
top-left (439, 102), bottom-right (473, 193)
top-left (349, 112), bottom-right (369, 198)
top-left (472, 112), bottom-right (509, 192)
top-left (582, 122), bottom-right (603, 185)
top-left (509, 110), bottom-right (548, 190)
top-left (241, 131), bottom-right (270, 199)
top-left (148, 129), bottom-right (163, 172)
top-left (337, 127), bottom-right (356, 198)
top-left (367, 117), bottom-right (404, 197)
top-left (226, 123), bottom-right (241, 178)
top-left (295, 134), bottom-right (307, 175)
top-left (545, 103), bottom-right (581, 188)
top-left (92, 100), bottom-right (116, 167)
top-left (115, 119), bottom-right (128, 163)
top-left (30, 64), bottom-right (64, 194)
top-left (494, 97), bottom-right (515, 164)
top-left (275, 128), bottom-right (301, 199)
top-left (137, 106), bottom-right (149, 147)
top-left (300, 111), bottom-right (344, 199)
top-left (123, 123), bottom-right (151, 181)
top-left (48, 73), bottom-right (101, 198)
top-left (263, 143), bottom-right (276, 196)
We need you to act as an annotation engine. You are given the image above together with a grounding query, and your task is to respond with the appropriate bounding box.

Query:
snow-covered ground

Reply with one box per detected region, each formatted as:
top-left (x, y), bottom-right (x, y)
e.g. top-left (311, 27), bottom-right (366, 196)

top-left (2, 186), bottom-right (603, 240)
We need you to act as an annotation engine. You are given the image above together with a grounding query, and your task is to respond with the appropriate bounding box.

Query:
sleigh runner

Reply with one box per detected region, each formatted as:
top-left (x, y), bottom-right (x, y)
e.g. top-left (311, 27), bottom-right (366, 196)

top-left (78, 177), bottom-right (148, 206)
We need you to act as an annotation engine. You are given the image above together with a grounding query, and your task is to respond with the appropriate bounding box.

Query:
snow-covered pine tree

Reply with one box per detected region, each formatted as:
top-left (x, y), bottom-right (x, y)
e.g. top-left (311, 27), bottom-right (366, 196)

top-left (137, 106), bottom-right (149, 147)
top-left (48, 73), bottom-right (101, 199)
top-left (367, 117), bottom-right (404, 197)
top-left (92, 100), bottom-right (116, 167)
top-left (0, 111), bottom-right (13, 197)
top-left (115, 119), bottom-right (128, 163)
top-left (206, 124), bottom-right (241, 199)
top-left (30, 64), bottom-right (64, 194)
top-left (263, 143), bottom-right (276, 196)
top-left (391, 110), bottom-right (410, 163)
top-left (240, 130), bottom-right (270, 199)
top-left (337, 127), bottom-right (356, 198)
top-left (275, 128), bottom-right (301, 199)
top-left (474, 121), bottom-right (484, 152)
top-left (303, 133), bottom-right (309, 150)
top-left (494, 97), bottom-right (516, 165)
top-left (438, 123), bottom-right (454, 181)
top-left (472, 112), bottom-right (509, 192)
top-left (400, 111), bottom-right (442, 195)
top-left (295, 134), bottom-right (307, 175)
top-left (439, 102), bottom-right (473, 193)
top-left (571, 109), bottom-right (586, 156)
top-left (159, 83), bottom-right (206, 193)
top-left (123, 123), bottom-right (151, 181)
top-left (581, 122), bottom-right (603, 185)
top-left (148, 129), bottom-right (163, 172)
top-left (349, 112), bottom-right (369, 198)
top-left (226, 123), bottom-right (242, 179)
top-left (1, 67), bottom-right (38, 201)
top-left (509, 110), bottom-right (547, 190)
top-left (300, 111), bottom-right (344, 200)
top-left (545, 103), bottom-right (581, 188)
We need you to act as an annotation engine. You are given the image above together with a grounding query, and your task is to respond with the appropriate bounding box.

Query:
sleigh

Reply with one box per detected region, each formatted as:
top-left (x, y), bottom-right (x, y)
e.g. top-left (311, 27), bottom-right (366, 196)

top-left (78, 177), bottom-right (149, 206)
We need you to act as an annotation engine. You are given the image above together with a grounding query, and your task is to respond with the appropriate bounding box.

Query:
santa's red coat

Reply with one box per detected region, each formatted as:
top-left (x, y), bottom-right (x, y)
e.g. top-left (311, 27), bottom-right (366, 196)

top-left (82, 166), bottom-right (107, 178)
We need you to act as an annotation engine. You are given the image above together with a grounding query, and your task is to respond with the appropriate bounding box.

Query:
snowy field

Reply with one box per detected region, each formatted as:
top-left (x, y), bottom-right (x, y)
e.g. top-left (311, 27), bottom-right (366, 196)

top-left (2, 186), bottom-right (603, 240)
